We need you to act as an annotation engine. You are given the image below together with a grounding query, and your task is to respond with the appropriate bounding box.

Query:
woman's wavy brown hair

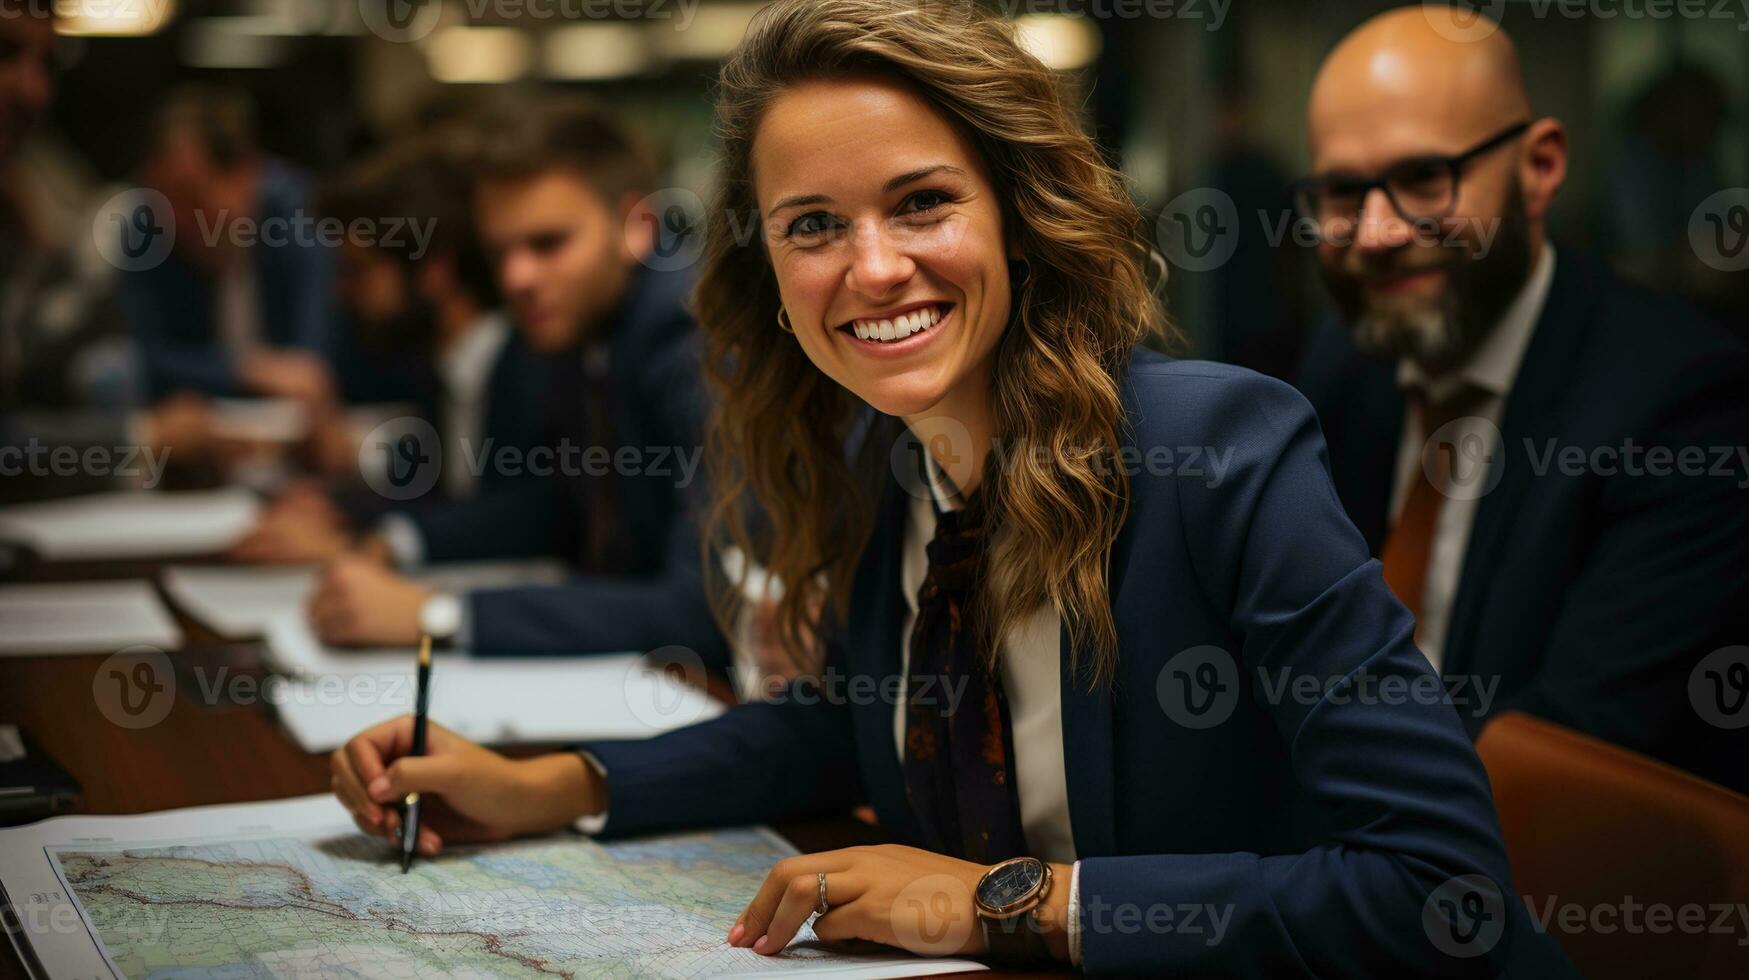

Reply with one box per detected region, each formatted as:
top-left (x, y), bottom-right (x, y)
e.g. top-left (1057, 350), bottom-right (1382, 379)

top-left (698, 0), bottom-right (1172, 686)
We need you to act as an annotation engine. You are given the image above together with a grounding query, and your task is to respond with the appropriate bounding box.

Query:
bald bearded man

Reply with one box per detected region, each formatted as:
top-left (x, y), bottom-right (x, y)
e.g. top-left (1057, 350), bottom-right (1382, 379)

top-left (1294, 8), bottom-right (1749, 794)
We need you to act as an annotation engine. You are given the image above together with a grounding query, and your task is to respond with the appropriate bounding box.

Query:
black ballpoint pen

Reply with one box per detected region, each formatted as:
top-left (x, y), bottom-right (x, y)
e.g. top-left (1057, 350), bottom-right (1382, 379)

top-left (401, 634), bottom-right (433, 873)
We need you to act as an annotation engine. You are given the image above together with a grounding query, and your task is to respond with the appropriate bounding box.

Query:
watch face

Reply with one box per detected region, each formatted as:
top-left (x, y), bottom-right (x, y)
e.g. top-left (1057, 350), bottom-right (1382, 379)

top-left (978, 858), bottom-right (1043, 910)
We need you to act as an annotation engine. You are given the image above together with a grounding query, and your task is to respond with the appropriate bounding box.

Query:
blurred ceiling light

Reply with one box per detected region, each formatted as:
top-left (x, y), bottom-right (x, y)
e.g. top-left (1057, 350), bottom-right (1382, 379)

top-left (1013, 14), bottom-right (1101, 71)
top-left (181, 17), bottom-right (288, 68)
top-left (55, 0), bottom-right (177, 36)
top-left (236, 0), bottom-right (353, 36)
top-left (427, 26), bottom-right (534, 84)
top-left (544, 24), bottom-right (652, 80)
top-left (652, 2), bottom-right (763, 60)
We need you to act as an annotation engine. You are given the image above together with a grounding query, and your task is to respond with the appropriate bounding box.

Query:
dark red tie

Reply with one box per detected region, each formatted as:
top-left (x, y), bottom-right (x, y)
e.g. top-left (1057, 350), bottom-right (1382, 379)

top-left (900, 492), bottom-right (1028, 864)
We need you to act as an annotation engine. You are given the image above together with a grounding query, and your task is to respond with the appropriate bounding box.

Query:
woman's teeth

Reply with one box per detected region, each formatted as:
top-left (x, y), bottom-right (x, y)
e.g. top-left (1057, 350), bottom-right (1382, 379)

top-left (850, 305), bottom-right (944, 343)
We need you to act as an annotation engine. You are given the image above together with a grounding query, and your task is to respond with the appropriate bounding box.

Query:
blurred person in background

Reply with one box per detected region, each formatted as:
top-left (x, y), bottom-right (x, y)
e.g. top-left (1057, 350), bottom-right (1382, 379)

top-left (0, 0), bottom-right (133, 416)
top-left (1603, 63), bottom-right (1747, 329)
top-left (0, 0), bottom-right (230, 501)
top-left (1195, 82), bottom-right (1312, 381)
top-left (121, 85), bottom-right (339, 406)
top-left (304, 97), bottom-right (726, 668)
top-left (229, 132), bottom-right (554, 563)
top-left (1294, 7), bottom-right (1749, 793)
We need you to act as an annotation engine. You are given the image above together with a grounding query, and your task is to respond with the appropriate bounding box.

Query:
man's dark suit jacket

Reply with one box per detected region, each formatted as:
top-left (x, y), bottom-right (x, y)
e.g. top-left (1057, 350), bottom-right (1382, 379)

top-left (121, 158), bottom-right (337, 399)
top-left (336, 321), bottom-right (555, 527)
top-left (403, 265), bottom-right (725, 667)
top-left (1296, 246), bottom-right (1749, 794)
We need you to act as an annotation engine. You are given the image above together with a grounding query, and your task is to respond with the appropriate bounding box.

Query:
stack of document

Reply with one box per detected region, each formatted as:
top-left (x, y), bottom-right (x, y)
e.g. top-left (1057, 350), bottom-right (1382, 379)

top-left (158, 557), bottom-right (686, 750)
top-left (159, 564), bottom-right (317, 638)
top-left (209, 398), bottom-right (310, 444)
top-left (261, 616), bottom-right (725, 751)
top-left (0, 581), bottom-right (182, 655)
top-left (0, 487), bottom-right (259, 561)
top-left (161, 558), bottom-right (568, 639)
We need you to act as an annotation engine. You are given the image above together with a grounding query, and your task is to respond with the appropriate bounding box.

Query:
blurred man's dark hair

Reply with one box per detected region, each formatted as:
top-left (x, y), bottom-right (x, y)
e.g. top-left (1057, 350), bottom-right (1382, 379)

top-left (469, 96), bottom-right (656, 207)
top-left (321, 131), bottom-right (497, 306)
top-left (147, 84), bottom-right (258, 170)
top-left (0, 0), bottom-right (57, 162)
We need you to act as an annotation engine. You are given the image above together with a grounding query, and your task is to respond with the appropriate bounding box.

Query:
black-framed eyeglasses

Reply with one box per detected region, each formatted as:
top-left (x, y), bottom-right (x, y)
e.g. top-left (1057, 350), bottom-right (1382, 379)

top-left (1292, 121), bottom-right (1531, 231)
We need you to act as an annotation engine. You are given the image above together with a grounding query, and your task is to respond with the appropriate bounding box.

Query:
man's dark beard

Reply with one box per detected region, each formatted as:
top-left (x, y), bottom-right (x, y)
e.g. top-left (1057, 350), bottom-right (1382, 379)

top-left (1322, 182), bottom-right (1534, 372)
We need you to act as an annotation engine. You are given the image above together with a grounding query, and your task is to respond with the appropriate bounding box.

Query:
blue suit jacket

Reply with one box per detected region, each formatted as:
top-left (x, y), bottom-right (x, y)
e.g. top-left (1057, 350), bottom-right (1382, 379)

top-left (336, 323), bottom-right (556, 528)
top-left (405, 266), bottom-right (725, 666)
top-left (1296, 247), bottom-right (1749, 794)
top-left (582, 350), bottom-right (1569, 976)
top-left (121, 159), bottom-right (338, 399)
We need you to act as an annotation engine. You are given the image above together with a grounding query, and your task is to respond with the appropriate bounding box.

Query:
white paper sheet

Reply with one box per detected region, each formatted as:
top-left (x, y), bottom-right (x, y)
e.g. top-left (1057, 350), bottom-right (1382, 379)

top-left (0, 488), bottom-right (260, 562)
top-left (0, 582), bottom-right (182, 656)
top-left (161, 558), bottom-right (568, 639)
top-left (158, 563), bottom-right (317, 638)
top-left (261, 616), bottom-right (725, 751)
top-left (208, 398), bottom-right (309, 443)
top-left (0, 794), bottom-right (985, 980)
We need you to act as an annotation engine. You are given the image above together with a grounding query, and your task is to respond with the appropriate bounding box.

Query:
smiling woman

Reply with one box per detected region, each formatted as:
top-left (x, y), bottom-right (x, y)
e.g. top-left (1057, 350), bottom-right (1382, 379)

top-left (696, 0), bottom-right (1170, 683)
top-left (330, 1), bottom-right (1570, 975)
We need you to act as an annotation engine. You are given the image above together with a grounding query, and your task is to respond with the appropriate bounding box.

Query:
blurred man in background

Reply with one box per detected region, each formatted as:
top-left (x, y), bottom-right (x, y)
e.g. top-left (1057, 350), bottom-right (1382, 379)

top-left (0, 1), bottom-right (227, 502)
top-left (304, 97), bottom-right (725, 667)
top-left (229, 132), bottom-right (555, 563)
top-left (122, 86), bottom-right (338, 406)
top-left (1295, 7), bottom-right (1749, 793)
top-left (0, 0), bottom-right (51, 166)
top-left (1, 0), bottom-right (129, 416)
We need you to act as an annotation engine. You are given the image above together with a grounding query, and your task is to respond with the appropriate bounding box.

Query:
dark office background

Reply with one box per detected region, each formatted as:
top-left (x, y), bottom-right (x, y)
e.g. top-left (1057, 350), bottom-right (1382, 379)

top-left (35, 0), bottom-right (1749, 376)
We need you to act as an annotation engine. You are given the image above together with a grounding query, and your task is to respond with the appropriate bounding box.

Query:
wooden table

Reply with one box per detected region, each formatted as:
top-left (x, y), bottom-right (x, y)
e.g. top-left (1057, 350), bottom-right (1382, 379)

top-left (0, 552), bottom-right (1059, 978)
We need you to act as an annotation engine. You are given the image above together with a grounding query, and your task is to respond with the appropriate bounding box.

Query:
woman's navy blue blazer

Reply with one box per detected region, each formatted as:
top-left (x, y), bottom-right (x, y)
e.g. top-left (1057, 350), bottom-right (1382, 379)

top-left (581, 347), bottom-right (1569, 977)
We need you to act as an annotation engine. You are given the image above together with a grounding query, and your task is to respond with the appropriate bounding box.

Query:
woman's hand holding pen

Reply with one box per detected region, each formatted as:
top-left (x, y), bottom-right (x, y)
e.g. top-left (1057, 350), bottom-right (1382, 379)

top-left (330, 716), bottom-right (606, 856)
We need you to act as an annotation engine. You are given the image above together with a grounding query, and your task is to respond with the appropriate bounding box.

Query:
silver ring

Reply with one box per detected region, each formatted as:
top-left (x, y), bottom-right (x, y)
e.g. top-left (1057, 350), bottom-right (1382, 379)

top-left (815, 872), bottom-right (829, 916)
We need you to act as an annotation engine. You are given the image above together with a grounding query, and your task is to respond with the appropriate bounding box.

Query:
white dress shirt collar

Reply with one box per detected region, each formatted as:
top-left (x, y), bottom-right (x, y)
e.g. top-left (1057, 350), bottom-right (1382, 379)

top-left (916, 438), bottom-right (966, 514)
top-left (437, 310), bottom-right (510, 396)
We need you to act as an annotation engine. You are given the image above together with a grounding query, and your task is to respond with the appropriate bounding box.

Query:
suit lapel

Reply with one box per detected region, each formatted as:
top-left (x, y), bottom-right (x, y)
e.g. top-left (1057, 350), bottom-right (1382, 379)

top-left (1444, 249), bottom-right (1594, 674)
top-left (1060, 619), bottom-right (1119, 857)
top-left (847, 430), bottom-right (924, 843)
top-left (1056, 384), bottom-right (1152, 861)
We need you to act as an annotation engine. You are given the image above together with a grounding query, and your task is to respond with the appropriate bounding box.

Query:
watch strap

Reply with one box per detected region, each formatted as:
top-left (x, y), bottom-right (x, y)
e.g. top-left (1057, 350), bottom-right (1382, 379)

top-left (980, 908), bottom-right (1050, 964)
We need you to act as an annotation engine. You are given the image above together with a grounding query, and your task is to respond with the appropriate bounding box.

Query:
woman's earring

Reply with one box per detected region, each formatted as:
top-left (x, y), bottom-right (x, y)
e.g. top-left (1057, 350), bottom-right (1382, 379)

top-left (776, 307), bottom-right (795, 334)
